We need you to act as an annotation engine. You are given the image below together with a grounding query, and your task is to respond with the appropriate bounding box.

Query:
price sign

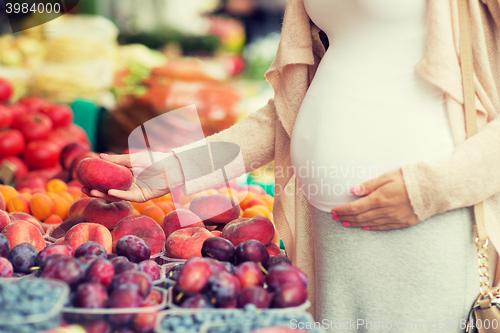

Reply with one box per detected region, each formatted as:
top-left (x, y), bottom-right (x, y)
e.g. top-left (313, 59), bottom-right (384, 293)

top-left (1, 0), bottom-right (80, 33)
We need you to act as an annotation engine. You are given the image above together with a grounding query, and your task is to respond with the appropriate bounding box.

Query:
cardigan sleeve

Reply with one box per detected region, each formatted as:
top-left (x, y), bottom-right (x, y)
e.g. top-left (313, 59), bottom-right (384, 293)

top-left (171, 98), bottom-right (278, 195)
top-left (401, 109), bottom-right (500, 221)
top-left (482, 0), bottom-right (500, 29)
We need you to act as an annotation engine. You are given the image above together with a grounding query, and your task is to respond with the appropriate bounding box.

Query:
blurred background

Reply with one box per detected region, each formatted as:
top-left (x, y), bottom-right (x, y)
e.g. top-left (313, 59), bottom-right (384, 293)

top-left (0, 0), bottom-right (285, 191)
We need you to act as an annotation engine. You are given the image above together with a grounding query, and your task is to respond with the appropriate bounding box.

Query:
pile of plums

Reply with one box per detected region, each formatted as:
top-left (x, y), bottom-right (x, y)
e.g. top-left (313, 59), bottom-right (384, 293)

top-left (168, 237), bottom-right (308, 309)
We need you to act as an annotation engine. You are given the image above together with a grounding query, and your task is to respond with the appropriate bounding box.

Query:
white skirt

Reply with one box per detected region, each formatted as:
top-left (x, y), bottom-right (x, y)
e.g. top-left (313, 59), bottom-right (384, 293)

top-left (310, 205), bottom-right (496, 333)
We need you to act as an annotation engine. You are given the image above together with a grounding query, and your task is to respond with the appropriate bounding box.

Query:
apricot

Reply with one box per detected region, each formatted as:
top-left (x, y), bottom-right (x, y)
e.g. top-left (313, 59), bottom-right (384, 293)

top-left (75, 158), bottom-right (133, 193)
top-left (51, 196), bottom-right (70, 220)
top-left (84, 198), bottom-right (134, 230)
top-left (67, 186), bottom-right (83, 200)
top-left (243, 205), bottom-right (272, 219)
top-left (155, 201), bottom-right (174, 215)
top-left (189, 194), bottom-right (241, 225)
top-left (259, 195), bottom-right (274, 211)
top-left (30, 193), bottom-right (54, 221)
top-left (245, 197), bottom-right (267, 209)
top-left (239, 192), bottom-right (258, 210)
top-left (58, 192), bottom-right (75, 204)
top-left (142, 205), bottom-right (165, 224)
top-left (44, 214), bottom-right (64, 225)
top-left (221, 216), bottom-right (275, 246)
top-left (0, 185), bottom-right (17, 205)
top-left (131, 201), bottom-right (154, 214)
top-left (46, 179), bottom-right (68, 193)
top-left (7, 194), bottom-right (30, 214)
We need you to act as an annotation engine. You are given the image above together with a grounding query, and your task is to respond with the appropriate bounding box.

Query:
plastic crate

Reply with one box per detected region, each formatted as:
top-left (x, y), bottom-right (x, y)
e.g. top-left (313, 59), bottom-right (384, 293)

top-left (62, 286), bottom-right (167, 324)
top-left (0, 278), bottom-right (69, 333)
top-left (153, 263), bottom-right (180, 289)
top-left (155, 301), bottom-right (313, 333)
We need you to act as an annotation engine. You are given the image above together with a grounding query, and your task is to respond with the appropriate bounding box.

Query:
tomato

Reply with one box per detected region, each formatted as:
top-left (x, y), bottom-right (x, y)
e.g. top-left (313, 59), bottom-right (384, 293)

top-left (15, 112), bottom-right (53, 141)
top-left (8, 103), bottom-right (29, 126)
top-left (64, 124), bottom-right (90, 146)
top-left (19, 96), bottom-right (52, 113)
top-left (0, 129), bottom-right (25, 157)
top-left (0, 105), bottom-right (13, 129)
top-left (0, 156), bottom-right (29, 180)
top-left (0, 79), bottom-right (13, 102)
top-left (23, 140), bottom-right (60, 169)
top-left (42, 104), bottom-right (73, 128)
top-left (47, 128), bottom-right (74, 149)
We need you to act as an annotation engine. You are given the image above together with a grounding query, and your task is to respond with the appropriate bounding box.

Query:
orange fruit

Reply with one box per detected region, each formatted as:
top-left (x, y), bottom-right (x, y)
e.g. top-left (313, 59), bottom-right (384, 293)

top-left (133, 209), bottom-right (140, 215)
top-left (46, 192), bottom-right (59, 200)
top-left (242, 205), bottom-right (272, 219)
top-left (7, 194), bottom-right (30, 214)
top-left (44, 214), bottom-right (63, 225)
top-left (51, 196), bottom-right (70, 220)
top-left (155, 201), bottom-right (174, 215)
top-left (143, 205), bottom-right (165, 224)
top-left (46, 179), bottom-right (68, 193)
top-left (21, 193), bottom-right (32, 201)
top-left (239, 192), bottom-right (258, 210)
top-left (131, 201), bottom-right (154, 214)
top-left (30, 193), bottom-right (54, 221)
top-left (0, 185), bottom-right (18, 205)
top-left (259, 195), bottom-right (274, 211)
top-left (58, 192), bottom-right (75, 204)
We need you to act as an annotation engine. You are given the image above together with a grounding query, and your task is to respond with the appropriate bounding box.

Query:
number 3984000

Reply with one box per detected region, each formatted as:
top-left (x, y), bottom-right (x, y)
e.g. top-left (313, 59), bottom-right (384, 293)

top-left (5, 2), bottom-right (61, 14)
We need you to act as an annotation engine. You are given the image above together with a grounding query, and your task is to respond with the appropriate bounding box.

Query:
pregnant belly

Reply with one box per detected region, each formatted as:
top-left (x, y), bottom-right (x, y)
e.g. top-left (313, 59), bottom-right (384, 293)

top-left (290, 68), bottom-right (455, 211)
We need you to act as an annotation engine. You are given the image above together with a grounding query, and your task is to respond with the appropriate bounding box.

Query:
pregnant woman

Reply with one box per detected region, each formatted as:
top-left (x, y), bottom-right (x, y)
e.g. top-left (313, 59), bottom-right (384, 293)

top-left (86, 0), bottom-right (500, 331)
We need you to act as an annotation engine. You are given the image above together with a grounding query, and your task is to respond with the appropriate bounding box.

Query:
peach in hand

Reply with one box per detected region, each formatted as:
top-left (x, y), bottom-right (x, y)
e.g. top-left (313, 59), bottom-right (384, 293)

top-left (84, 198), bottom-right (134, 230)
top-left (75, 158), bottom-right (133, 193)
top-left (165, 227), bottom-right (213, 259)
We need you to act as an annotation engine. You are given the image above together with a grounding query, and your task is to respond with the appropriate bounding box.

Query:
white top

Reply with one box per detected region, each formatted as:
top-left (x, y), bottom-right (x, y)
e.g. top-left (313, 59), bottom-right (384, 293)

top-left (290, 0), bottom-right (456, 212)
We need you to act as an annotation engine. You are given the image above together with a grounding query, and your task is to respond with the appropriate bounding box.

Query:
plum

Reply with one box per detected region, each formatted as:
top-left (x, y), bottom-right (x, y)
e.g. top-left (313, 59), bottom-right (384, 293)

top-left (238, 287), bottom-right (272, 309)
top-left (166, 263), bottom-right (183, 281)
top-left (108, 284), bottom-right (143, 326)
top-left (265, 254), bottom-right (292, 269)
top-left (86, 258), bottom-right (115, 287)
top-left (234, 240), bottom-right (269, 266)
top-left (0, 233), bottom-right (10, 258)
top-left (110, 255), bottom-right (129, 265)
top-left (180, 294), bottom-right (215, 308)
top-left (234, 261), bottom-right (264, 288)
top-left (114, 261), bottom-right (139, 275)
top-left (75, 282), bottom-right (108, 308)
top-left (176, 257), bottom-right (214, 294)
top-left (39, 253), bottom-right (67, 270)
top-left (75, 241), bottom-right (107, 259)
top-left (37, 244), bottom-right (74, 265)
top-left (265, 264), bottom-right (308, 291)
top-left (111, 271), bottom-right (152, 297)
top-left (116, 235), bottom-right (151, 263)
top-left (8, 243), bottom-right (37, 273)
top-left (204, 271), bottom-right (241, 307)
top-left (271, 283), bottom-right (307, 308)
top-left (41, 257), bottom-right (84, 288)
top-left (201, 237), bottom-right (235, 262)
top-left (82, 320), bottom-right (112, 333)
top-left (0, 257), bottom-right (13, 277)
top-left (139, 260), bottom-right (161, 281)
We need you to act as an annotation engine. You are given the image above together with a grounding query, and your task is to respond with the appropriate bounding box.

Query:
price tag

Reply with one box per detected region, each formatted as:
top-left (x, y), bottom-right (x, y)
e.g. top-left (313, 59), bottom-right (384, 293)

top-left (0, 161), bottom-right (16, 185)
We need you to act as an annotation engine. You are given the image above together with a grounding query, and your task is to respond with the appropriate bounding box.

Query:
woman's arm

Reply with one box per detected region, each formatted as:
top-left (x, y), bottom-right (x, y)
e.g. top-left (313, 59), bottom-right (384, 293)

top-left (402, 112), bottom-right (500, 221)
top-left (172, 98), bottom-right (278, 195)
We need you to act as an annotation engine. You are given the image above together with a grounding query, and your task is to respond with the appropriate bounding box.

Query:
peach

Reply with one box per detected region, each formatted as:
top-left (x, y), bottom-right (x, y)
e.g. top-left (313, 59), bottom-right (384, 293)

top-left (68, 197), bottom-right (93, 219)
top-left (64, 222), bottom-right (113, 253)
top-left (189, 194), bottom-right (241, 225)
top-left (75, 158), bottom-right (133, 193)
top-left (211, 230), bottom-right (222, 237)
top-left (112, 215), bottom-right (166, 255)
top-left (2, 220), bottom-right (46, 252)
top-left (221, 216), bottom-right (275, 246)
top-left (69, 151), bottom-right (99, 179)
top-left (44, 214), bottom-right (64, 225)
top-left (60, 142), bottom-right (90, 170)
top-left (0, 211), bottom-right (9, 232)
top-left (160, 209), bottom-right (205, 239)
top-left (8, 212), bottom-right (44, 234)
top-left (165, 227), bottom-right (213, 259)
top-left (7, 194), bottom-right (30, 214)
top-left (0, 194), bottom-right (4, 210)
top-left (84, 198), bottom-right (134, 230)
top-left (50, 217), bottom-right (85, 239)
top-left (54, 237), bottom-right (65, 244)
top-left (14, 177), bottom-right (46, 192)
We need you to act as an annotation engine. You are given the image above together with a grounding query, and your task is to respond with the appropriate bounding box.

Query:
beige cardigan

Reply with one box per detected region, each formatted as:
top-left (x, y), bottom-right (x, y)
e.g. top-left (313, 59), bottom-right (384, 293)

top-left (173, 0), bottom-right (500, 318)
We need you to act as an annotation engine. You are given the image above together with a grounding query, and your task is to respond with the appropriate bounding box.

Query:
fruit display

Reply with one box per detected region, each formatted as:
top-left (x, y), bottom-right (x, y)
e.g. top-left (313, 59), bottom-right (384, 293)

top-left (0, 278), bottom-right (68, 333)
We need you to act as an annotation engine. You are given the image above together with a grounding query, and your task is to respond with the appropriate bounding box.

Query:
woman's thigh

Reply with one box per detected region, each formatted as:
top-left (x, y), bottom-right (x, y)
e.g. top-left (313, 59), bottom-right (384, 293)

top-left (310, 205), bottom-right (478, 333)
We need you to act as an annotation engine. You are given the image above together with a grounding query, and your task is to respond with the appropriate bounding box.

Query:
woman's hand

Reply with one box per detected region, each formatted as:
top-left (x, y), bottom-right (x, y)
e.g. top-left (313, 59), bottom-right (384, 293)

top-left (330, 169), bottom-right (419, 231)
top-left (82, 152), bottom-right (172, 203)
